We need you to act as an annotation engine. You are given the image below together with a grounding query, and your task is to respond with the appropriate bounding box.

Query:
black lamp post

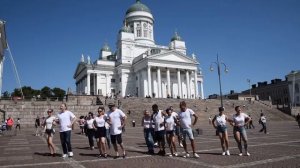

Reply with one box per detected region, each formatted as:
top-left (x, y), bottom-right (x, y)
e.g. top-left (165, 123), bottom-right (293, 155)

top-left (210, 54), bottom-right (228, 107)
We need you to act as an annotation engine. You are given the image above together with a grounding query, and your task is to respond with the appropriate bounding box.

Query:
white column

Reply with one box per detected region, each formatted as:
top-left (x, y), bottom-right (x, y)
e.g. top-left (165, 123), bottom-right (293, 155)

top-left (96, 74), bottom-right (100, 95)
top-left (186, 70), bottom-right (190, 99)
top-left (106, 74), bottom-right (109, 96)
top-left (87, 73), bottom-right (90, 95)
top-left (194, 71), bottom-right (198, 99)
top-left (147, 66), bottom-right (152, 97)
top-left (200, 81), bottom-right (204, 99)
top-left (167, 68), bottom-right (171, 97)
top-left (157, 67), bottom-right (162, 98)
top-left (177, 69), bottom-right (181, 98)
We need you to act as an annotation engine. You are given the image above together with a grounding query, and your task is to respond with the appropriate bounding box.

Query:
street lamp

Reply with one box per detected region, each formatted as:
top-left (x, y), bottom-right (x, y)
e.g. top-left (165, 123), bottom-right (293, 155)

top-left (210, 54), bottom-right (229, 107)
top-left (247, 79), bottom-right (251, 96)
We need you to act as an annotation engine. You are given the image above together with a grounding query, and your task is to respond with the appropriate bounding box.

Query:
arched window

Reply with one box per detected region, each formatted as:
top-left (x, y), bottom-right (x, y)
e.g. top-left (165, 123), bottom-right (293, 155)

top-left (136, 23), bottom-right (141, 37)
top-left (143, 23), bottom-right (148, 37)
top-left (295, 83), bottom-right (299, 93)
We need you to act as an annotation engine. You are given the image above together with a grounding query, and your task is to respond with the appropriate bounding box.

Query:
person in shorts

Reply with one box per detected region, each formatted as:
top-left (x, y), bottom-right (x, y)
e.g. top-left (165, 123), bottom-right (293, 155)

top-left (212, 107), bottom-right (230, 156)
top-left (177, 101), bottom-right (199, 158)
top-left (106, 102), bottom-right (127, 158)
top-left (94, 107), bottom-right (108, 158)
top-left (43, 109), bottom-right (57, 157)
top-left (164, 108), bottom-right (178, 157)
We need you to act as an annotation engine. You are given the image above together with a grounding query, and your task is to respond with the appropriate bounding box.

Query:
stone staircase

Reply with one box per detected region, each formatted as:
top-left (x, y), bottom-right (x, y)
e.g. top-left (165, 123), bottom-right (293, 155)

top-left (0, 95), bottom-right (294, 128)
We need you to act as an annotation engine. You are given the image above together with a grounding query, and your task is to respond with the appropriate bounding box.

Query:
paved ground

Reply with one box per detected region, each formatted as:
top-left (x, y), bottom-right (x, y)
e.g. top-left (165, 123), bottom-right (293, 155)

top-left (0, 121), bottom-right (300, 168)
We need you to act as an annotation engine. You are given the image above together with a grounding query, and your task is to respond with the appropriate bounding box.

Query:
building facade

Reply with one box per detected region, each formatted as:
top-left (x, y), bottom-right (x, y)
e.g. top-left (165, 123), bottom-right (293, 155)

top-left (74, 0), bottom-right (204, 99)
top-left (0, 20), bottom-right (7, 97)
top-left (286, 70), bottom-right (300, 107)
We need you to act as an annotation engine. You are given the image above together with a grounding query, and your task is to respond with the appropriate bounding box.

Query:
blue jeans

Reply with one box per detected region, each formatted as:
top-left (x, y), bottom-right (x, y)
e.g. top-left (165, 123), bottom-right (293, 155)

top-left (106, 128), bottom-right (111, 149)
top-left (60, 131), bottom-right (72, 154)
top-left (144, 128), bottom-right (154, 151)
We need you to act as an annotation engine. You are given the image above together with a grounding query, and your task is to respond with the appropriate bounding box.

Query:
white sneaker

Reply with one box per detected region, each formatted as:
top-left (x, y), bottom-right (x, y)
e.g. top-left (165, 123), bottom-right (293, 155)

top-left (68, 152), bottom-right (74, 157)
top-left (174, 153), bottom-right (178, 157)
top-left (183, 153), bottom-right (190, 158)
top-left (179, 143), bottom-right (183, 147)
top-left (169, 154), bottom-right (173, 157)
top-left (222, 152), bottom-right (226, 156)
top-left (193, 153), bottom-right (199, 158)
top-left (62, 154), bottom-right (68, 158)
top-left (238, 153), bottom-right (243, 156)
top-left (246, 152), bottom-right (250, 156)
top-left (226, 150), bottom-right (230, 156)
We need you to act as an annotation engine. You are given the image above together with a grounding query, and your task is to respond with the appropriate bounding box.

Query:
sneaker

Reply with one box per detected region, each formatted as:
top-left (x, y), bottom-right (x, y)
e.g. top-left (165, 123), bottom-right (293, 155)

top-left (222, 152), bottom-right (226, 156)
top-left (183, 153), bottom-right (190, 158)
top-left (62, 154), bottom-right (68, 158)
top-left (174, 153), bottom-right (178, 157)
top-left (68, 152), bottom-right (73, 157)
top-left (169, 154), bottom-right (173, 157)
top-left (226, 150), bottom-right (230, 156)
top-left (154, 142), bottom-right (158, 147)
top-left (91, 146), bottom-right (94, 150)
top-left (246, 152), bottom-right (250, 156)
top-left (238, 153), bottom-right (243, 156)
top-left (179, 143), bottom-right (183, 147)
top-left (193, 153), bottom-right (199, 158)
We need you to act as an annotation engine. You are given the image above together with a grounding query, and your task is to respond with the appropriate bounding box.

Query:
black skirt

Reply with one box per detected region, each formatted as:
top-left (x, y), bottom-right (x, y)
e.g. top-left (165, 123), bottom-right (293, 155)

top-left (95, 127), bottom-right (106, 138)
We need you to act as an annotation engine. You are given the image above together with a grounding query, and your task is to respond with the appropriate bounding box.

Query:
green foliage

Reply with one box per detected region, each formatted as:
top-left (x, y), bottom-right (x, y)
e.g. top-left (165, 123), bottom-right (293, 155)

top-left (9, 86), bottom-right (66, 99)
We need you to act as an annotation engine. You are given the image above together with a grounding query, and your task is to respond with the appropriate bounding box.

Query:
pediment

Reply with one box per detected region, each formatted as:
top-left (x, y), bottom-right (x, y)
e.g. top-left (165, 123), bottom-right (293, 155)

top-left (73, 63), bottom-right (87, 78)
top-left (148, 51), bottom-right (198, 64)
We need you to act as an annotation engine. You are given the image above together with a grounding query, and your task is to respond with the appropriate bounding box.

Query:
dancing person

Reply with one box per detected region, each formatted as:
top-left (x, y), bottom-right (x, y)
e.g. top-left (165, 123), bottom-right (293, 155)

top-left (107, 102), bottom-right (127, 158)
top-left (152, 104), bottom-right (166, 156)
top-left (141, 110), bottom-right (155, 154)
top-left (94, 107), bottom-right (108, 158)
top-left (57, 103), bottom-right (77, 158)
top-left (44, 109), bottom-right (57, 157)
top-left (177, 101), bottom-right (199, 158)
top-left (259, 113), bottom-right (267, 134)
top-left (165, 108), bottom-right (178, 157)
top-left (212, 107), bottom-right (230, 156)
top-left (85, 112), bottom-right (96, 150)
top-left (229, 106), bottom-right (251, 156)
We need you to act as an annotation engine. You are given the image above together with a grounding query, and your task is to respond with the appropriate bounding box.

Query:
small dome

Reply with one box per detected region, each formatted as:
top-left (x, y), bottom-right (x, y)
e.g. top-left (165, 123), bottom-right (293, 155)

top-left (101, 43), bottom-right (111, 52)
top-left (171, 32), bottom-right (182, 41)
top-left (126, 0), bottom-right (151, 15)
top-left (119, 25), bottom-right (131, 33)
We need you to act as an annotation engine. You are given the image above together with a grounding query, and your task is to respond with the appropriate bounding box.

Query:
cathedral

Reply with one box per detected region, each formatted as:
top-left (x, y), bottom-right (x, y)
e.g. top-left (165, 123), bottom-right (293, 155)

top-left (74, 0), bottom-right (204, 99)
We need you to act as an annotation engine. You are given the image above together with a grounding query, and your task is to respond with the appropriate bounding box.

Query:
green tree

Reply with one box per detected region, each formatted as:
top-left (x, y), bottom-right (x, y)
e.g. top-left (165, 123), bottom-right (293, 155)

top-left (52, 87), bottom-right (66, 99)
top-left (2, 91), bottom-right (10, 98)
top-left (41, 86), bottom-right (52, 98)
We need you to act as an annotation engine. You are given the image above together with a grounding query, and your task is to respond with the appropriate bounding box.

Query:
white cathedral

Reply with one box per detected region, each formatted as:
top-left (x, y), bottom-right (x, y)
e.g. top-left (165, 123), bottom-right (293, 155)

top-left (74, 0), bottom-right (204, 99)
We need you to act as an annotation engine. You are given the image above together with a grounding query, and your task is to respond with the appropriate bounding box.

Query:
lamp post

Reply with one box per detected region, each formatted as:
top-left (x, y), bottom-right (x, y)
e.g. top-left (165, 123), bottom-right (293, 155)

top-left (210, 54), bottom-right (228, 107)
top-left (247, 79), bottom-right (251, 96)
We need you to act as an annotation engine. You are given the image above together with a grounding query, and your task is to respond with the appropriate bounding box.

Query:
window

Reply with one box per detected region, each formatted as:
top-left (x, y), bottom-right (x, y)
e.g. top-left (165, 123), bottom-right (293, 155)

top-left (136, 23), bottom-right (141, 37)
top-left (111, 79), bottom-right (115, 83)
top-left (295, 83), bottom-right (299, 93)
top-left (143, 23), bottom-right (148, 37)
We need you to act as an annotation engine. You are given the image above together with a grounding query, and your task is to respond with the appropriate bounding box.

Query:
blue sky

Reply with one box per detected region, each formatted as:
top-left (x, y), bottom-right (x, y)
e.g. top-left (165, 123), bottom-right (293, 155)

top-left (1, 0), bottom-right (299, 97)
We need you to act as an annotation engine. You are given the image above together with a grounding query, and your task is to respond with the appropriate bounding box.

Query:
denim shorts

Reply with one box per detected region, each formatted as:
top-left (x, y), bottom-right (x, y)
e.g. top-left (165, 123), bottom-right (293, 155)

top-left (233, 126), bottom-right (248, 140)
top-left (216, 125), bottom-right (227, 134)
top-left (181, 128), bottom-right (194, 140)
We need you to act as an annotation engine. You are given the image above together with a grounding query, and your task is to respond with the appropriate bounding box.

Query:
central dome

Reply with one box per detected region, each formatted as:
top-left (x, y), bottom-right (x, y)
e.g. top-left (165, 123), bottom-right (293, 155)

top-left (126, 0), bottom-right (151, 15)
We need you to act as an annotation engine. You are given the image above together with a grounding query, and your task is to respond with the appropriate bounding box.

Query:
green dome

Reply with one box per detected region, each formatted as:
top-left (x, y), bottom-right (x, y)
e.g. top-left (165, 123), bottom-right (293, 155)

top-left (126, 0), bottom-right (151, 15)
top-left (171, 32), bottom-right (182, 41)
top-left (101, 43), bottom-right (111, 52)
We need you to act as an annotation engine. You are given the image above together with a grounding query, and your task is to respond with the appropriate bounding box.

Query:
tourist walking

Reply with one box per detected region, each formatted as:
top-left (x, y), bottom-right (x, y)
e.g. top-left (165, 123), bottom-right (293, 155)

top-left (229, 106), bottom-right (251, 156)
top-left (152, 104), bottom-right (166, 156)
top-left (106, 102), bottom-right (127, 158)
top-left (177, 101), bottom-right (199, 158)
top-left (212, 107), bottom-right (230, 156)
top-left (78, 116), bottom-right (85, 134)
top-left (248, 115), bottom-right (255, 129)
top-left (94, 107), bottom-right (108, 158)
top-left (43, 109), bottom-right (57, 157)
top-left (141, 110), bottom-right (155, 154)
top-left (35, 115), bottom-right (41, 136)
top-left (56, 103), bottom-right (77, 158)
top-left (259, 113), bottom-right (267, 134)
top-left (165, 108), bottom-right (178, 157)
top-left (15, 118), bottom-right (21, 130)
top-left (85, 112), bottom-right (96, 150)
top-left (6, 115), bottom-right (14, 131)
top-left (296, 113), bottom-right (300, 128)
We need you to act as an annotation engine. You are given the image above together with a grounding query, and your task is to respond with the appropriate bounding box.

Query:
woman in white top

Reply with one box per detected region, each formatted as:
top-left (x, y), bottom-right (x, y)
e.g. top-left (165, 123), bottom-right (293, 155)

top-left (43, 109), bottom-right (57, 157)
top-left (164, 108), bottom-right (178, 157)
top-left (229, 106), bottom-right (251, 156)
top-left (94, 107), bottom-right (108, 158)
top-left (212, 107), bottom-right (230, 156)
top-left (141, 110), bottom-right (154, 155)
top-left (85, 112), bottom-right (96, 150)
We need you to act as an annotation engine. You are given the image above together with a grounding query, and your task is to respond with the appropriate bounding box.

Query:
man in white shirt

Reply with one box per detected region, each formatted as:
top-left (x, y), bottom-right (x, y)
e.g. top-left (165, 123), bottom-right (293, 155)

top-left (152, 104), bottom-right (166, 156)
top-left (178, 101), bottom-right (199, 158)
top-left (57, 103), bottom-right (76, 158)
top-left (107, 102), bottom-right (127, 158)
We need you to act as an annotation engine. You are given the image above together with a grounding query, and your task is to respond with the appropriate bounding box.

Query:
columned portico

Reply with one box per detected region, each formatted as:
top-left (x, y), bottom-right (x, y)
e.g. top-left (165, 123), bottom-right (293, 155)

top-left (86, 73), bottom-right (90, 95)
top-left (194, 71), bottom-right (198, 98)
top-left (186, 70), bottom-right (190, 98)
